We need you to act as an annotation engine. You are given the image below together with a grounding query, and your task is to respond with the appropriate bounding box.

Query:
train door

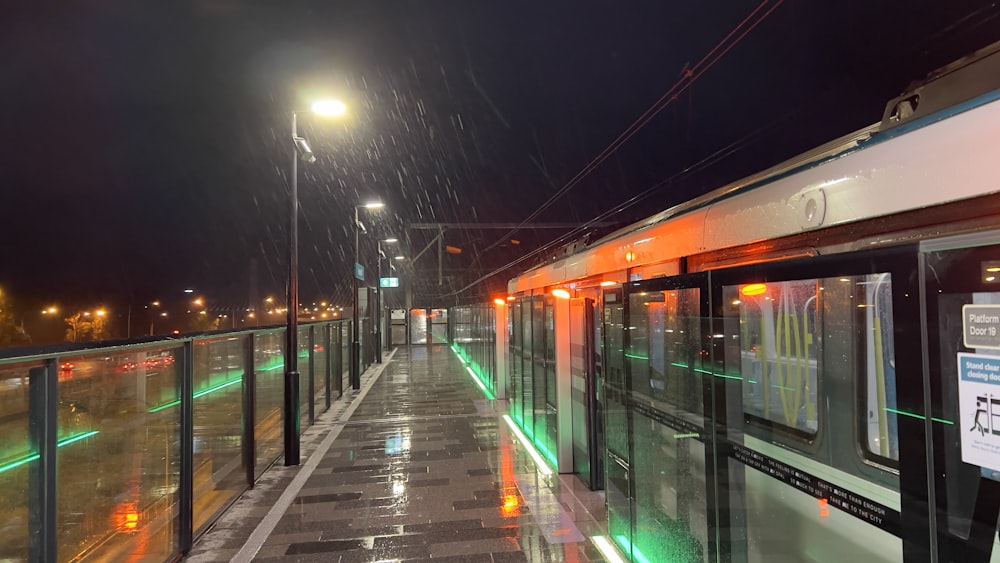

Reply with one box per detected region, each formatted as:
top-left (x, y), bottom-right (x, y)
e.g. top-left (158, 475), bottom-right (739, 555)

top-left (601, 286), bottom-right (633, 558)
top-left (609, 275), bottom-right (719, 562)
top-left (570, 297), bottom-right (603, 490)
top-left (920, 233), bottom-right (1000, 563)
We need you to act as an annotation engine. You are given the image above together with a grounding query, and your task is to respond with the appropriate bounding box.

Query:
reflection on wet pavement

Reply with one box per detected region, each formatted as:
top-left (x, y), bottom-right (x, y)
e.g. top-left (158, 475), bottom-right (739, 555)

top-left (186, 344), bottom-right (611, 562)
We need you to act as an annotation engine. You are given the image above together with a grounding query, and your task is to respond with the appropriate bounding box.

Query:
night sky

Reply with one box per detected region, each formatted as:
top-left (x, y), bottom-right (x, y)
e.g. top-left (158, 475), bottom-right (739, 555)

top-left (3, 1), bottom-right (1000, 327)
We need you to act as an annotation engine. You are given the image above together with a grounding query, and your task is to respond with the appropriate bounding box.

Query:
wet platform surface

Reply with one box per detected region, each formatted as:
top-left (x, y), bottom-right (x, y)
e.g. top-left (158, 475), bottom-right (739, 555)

top-left (186, 344), bottom-right (611, 562)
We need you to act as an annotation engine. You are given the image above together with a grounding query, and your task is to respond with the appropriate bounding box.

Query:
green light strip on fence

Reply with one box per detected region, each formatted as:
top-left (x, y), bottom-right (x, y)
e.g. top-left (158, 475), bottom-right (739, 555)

top-left (884, 407), bottom-right (954, 425)
top-left (0, 430), bottom-right (100, 474)
top-left (193, 376), bottom-right (243, 399)
top-left (624, 352), bottom-right (649, 360)
top-left (148, 373), bottom-right (244, 413)
top-left (147, 351), bottom-right (302, 413)
top-left (148, 400), bottom-right (181, 413)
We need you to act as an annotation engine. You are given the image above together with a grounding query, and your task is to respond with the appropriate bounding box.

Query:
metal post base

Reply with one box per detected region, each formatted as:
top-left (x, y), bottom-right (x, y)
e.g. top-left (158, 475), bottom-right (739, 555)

top-left (283, 370), bottom-right (300, 465)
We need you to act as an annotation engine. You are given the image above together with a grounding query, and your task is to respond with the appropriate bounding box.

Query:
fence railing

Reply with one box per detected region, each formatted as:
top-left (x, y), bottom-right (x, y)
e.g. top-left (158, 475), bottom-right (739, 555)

top-left (0, 319), bottom-right (351, 562)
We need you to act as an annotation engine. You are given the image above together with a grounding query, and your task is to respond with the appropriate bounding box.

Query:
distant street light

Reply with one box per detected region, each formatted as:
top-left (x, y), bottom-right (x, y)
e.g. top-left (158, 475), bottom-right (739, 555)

top-left (284, 99), bottom-right (347, 466)
top-left (352, 201), bottom-right (385, 390)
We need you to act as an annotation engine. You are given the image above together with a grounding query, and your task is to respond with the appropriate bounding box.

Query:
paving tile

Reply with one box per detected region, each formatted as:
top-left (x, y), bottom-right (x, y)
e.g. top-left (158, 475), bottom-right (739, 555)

top-left (187, 345), bottom-right (613, 562)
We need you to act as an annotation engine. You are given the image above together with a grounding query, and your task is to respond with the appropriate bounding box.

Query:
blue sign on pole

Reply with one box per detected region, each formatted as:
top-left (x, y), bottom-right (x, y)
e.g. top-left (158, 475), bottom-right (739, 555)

top-left (379, 277), bottom-right (399, 288)
top-left (354, 263), bottom-right (365, 281)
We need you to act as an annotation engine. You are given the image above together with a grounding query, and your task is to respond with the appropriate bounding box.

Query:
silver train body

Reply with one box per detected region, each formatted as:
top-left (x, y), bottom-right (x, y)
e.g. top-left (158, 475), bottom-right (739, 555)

top-left (501, 42), bottom-right (1000, 562)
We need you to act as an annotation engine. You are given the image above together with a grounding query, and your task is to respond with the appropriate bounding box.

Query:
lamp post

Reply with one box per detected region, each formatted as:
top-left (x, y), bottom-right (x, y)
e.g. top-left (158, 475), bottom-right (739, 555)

top-left (375, 238), bottom-right (397, 363)
top-left (351, 201), bottom-right (385, 390)
top-left (285, 98), bottom-right (346, 466)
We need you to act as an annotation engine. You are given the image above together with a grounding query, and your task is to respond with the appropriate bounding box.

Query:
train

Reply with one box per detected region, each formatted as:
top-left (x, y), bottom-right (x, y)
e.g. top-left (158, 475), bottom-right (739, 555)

top-left (499, 40), bottom-right (1000, 562)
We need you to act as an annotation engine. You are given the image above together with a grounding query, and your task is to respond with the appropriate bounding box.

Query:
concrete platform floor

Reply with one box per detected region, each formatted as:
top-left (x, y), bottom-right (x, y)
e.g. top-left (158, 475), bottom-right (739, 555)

top-left (185, 344), bottom-right (613, 562)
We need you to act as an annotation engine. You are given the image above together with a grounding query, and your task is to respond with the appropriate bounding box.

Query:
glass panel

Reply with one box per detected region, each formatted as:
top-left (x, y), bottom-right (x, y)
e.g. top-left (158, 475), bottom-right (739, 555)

top-left (606, 455), bottom-right (633, 562)
top-left (861, 274), bottom-right (898, 461)
top-left (58, 347), bottom-right (180, 561)
top-left (0, 362), bottom-right (38, 561)
top-left (298, 326), bottom-right (311, 432)
top-left (720, 273), bottom-right (902, 563)
top-left (729, 279), bottom-right (819, 436)
top-left (632, 412), bottom-right (707, 563)
top-left (510, 302), bottom-right (522, 425)
top-left (254, 330), bottom-right (285, 474)
top-left (532, 297), bottom-right (546, 454)
top-left (522, 299), bottom-right (534, 435)
top-left (543, 298), bottom-right (557, 466)
top-left (409, 309), bottom-right (427, 345)
top-left (313, 325), bottom-right (329, 415)
top-left (629, 288), bottom-right (704, 421)
top-left (430, 308), bottom-right (448, 344)
top-left (192, 337), bottom-right (247, 534)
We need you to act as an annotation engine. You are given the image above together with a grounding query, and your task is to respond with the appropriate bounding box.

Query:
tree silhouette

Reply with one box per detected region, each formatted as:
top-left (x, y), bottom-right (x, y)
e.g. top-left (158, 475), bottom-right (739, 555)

top-left (0, 288), bottom-right (31, 348)
top-left (64, 311), bottom-right (110, 342)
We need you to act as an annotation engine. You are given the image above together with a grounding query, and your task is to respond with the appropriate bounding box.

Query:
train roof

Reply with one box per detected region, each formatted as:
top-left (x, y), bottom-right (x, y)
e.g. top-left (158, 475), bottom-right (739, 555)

top-left (508, 39), bottom-right (1000, 294)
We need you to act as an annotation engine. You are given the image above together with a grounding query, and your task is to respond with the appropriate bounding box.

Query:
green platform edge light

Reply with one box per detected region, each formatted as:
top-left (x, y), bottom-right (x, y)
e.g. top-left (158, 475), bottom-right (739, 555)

top-left (450, 344), bottom-right (495, 400)
top-left (0, 430), bottom-right (100, 474)
top-left (614, 534), bottom-right (653, 563)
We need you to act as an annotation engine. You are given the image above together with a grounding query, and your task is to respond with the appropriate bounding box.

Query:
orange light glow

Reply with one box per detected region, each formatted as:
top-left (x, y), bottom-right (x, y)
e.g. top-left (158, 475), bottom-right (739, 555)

top-left (493, 298), bottom-right (506, 306)
top-left (506, 296), bottom-right (516, 301)
top-left (740, 283), bottom-right (768, 296)
top-left (501, 494), bottom-right (520, 518)
top-left (818, 497), bottom-right (829, 518)
top-left (625, 251), bottom-right (635, 262)
top-left (551, 288), bottom-right (571, 299)
top-left (114, 503), bottom-right (140, 533)
top-left (600, 281), bottom-right (616, 287)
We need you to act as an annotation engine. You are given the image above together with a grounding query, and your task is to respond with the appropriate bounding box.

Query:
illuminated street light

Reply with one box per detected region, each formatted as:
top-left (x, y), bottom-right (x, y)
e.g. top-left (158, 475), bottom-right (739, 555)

top-left (311, 99), bottom-right (347, 116)
top-left (352, 201), bottom-right (385, 390)
top-left (284, 98), bottom-right (348, 466)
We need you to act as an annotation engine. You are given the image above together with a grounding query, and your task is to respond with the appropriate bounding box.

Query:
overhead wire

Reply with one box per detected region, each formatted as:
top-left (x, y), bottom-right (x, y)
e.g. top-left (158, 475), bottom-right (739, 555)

top-left (437, 2), bottom-right (1000, 299)
top-left (478, 0), bottom-right (784, 256)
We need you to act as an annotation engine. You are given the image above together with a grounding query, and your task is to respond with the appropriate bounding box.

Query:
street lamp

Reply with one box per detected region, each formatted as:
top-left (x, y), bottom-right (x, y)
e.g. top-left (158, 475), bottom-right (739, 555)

top-left (352, 201), bottom-right (385, 390)
top-left (375, 238), bottom-right (397, 363)
top-left (284, 98), bottom-right (347, 466)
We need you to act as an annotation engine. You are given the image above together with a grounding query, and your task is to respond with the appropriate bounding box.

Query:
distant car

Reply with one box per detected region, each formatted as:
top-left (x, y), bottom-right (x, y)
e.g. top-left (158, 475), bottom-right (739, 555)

top-left (59, 362), bottom-right (74, 372)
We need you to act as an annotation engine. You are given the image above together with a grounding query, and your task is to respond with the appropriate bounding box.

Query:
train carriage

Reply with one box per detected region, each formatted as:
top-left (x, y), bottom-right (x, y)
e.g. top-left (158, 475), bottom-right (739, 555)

top-left (500, 41), bottom-right (1000, 562)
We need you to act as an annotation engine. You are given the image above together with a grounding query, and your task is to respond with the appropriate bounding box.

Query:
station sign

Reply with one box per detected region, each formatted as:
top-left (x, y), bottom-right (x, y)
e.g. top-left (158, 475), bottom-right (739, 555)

top-left (379, 277), bottom-right (399, 288)
top-left (354, 263), bottom-right (365, 281)
top-left (964, 304), bottom-right (1000, 349)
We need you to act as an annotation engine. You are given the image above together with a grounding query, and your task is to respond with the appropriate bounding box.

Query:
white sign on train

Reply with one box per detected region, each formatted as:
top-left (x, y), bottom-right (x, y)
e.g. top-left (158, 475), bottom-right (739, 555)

top-left (957, 352), bottom-right (1000, 475)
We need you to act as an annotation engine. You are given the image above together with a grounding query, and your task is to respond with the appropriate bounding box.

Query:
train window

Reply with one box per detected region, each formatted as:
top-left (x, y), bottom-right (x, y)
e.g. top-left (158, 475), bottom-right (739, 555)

top-left (724, 279), bottom-right (820, 438)
top-left (859, 273), bottom-right (899, 462)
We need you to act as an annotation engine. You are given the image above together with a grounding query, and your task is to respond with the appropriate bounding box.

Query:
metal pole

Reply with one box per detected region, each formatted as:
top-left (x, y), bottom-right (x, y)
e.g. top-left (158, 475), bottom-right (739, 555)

top-left (375, 241), bottom-right (382, 363)
top-left (284, 112), bottom-right (301, 466)
top-left (351, 206), bottom-right (361, 390)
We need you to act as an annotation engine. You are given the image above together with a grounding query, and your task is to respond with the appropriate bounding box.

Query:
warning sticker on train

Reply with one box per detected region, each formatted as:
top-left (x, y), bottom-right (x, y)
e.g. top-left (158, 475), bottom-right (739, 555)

top-left (957, 352), bottom-right (1000, 474)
